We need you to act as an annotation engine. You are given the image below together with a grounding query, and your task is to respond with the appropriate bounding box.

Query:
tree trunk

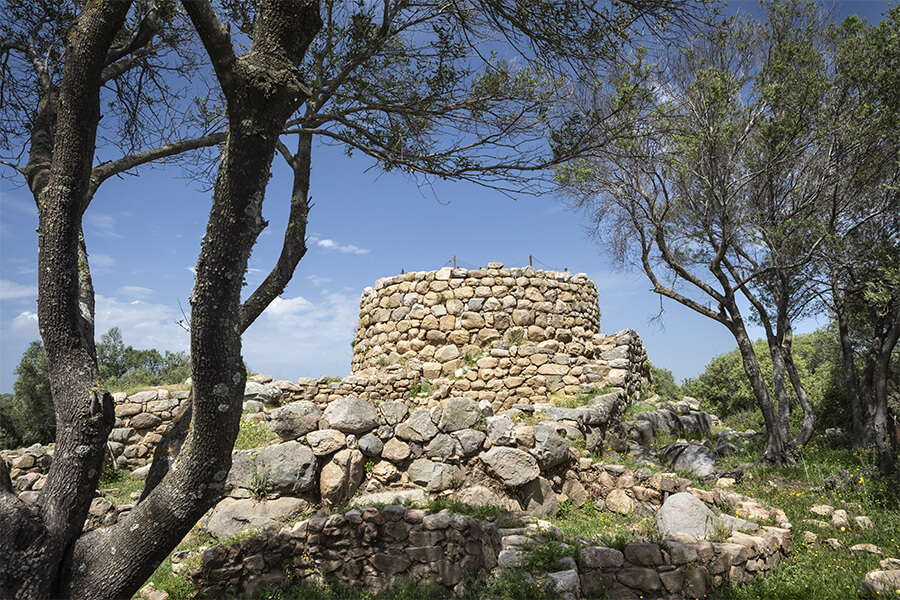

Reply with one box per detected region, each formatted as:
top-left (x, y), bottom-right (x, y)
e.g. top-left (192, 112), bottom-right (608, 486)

top-left (0, 3), bottom-right (133, 598)
top-left (1, 2), bottom-right (324, 599)
top-left (872, 321), bottom-right (900, 475)
top-left (62, 2), bottom-right (322, 595)
top-left (784, 327), bottom-right (815, 448)
top-left (835, 287), bottom-right (869, 446)
top-left (727, 303), bottom-right (788, 464)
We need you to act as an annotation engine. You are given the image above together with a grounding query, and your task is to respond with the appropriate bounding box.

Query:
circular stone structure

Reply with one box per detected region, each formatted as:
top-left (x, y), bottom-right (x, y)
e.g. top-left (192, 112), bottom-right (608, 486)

top-left (351, 264), bottom-right (600, 372)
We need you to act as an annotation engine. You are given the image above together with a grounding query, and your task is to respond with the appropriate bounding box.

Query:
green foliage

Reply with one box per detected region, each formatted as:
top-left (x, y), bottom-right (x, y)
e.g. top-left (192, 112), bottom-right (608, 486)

top-left (2, 341), bottom-right (54, 448)
top-left (424, 496), bottom-right (522, 528)
top-left (409, 380), bottom-right (433, 398)
top-left (683, 326), bottom-right (849, 430)
top-left (524, 540), bottom-right (575, 573)
top-left (98, 327), bottom-right (190, 391)
top-left (648, 363), bottom-right (681, 403)
top-left (506, 328), bottom-right (525, 346)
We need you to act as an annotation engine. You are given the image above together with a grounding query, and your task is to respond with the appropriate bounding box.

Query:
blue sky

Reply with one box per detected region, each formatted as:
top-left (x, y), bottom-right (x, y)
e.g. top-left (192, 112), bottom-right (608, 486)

top-left (0, 0), bottom-right (891, 393)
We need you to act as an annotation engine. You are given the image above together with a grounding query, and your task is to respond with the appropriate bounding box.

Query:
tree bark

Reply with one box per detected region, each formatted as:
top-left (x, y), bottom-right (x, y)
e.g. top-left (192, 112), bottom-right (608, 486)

top-left (872, 321), bottom-right (899, 475)
top-left (728, 308), bottom-right (788, 465)
top-left (0, 3), bottom-right (133, 598)
top-left (784, 326), bottom-right (815, 448)
top-left (58, 2), bottom-right (323, 598)
top-left (1, 1), bottom-right (323, 598)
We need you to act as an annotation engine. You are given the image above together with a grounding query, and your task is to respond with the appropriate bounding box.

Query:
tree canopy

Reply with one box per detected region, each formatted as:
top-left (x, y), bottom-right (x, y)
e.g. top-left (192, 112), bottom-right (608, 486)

top-left (0, 1), bottom-right (707, 598)
top-left (555, 0), bottom-right (900, 467)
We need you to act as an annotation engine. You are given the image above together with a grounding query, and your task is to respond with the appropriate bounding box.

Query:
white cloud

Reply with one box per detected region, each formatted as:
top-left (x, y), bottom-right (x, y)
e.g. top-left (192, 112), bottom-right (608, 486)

top-left (309, 233), bottom-right (370, 255)
top-left (316, 238), bottom-right (370, 255)
top-left (9, 311), bottom-right (39, 338)
top-left (86, 212), bottom-right (122, 238)
top-left (117, 286), bottom-right (155, 300)
top-left (94, 295), bottom-right (189, 353)
top-left (241, 291), bottom-right (360, 379)
top-left (0, 280), bottom-right (37, 301)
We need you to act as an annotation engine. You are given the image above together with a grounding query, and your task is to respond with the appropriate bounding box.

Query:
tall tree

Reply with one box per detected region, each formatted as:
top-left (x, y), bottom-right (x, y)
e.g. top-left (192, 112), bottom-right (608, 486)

top-left (815, 8), bottom-right (900, 474)
top-left (0, 1), bottom-right (706, 598)
top-left (555, 0), bottom-right (899, 465)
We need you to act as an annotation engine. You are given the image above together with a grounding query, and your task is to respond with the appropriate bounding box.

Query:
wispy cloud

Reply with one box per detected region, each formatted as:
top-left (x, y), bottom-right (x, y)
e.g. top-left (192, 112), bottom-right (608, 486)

top-left (90, 254), bottom-right (116, 270)
top-left (309, 233), bottom-right (370, 255)
top-left (0, 279), bottom-right (37, 301)
top-left (86, 212), bottom-right (122, 239)
top-left (306, 275), bottom-right (331, 287)
top-left (117, 286), bottom-right (155, 300)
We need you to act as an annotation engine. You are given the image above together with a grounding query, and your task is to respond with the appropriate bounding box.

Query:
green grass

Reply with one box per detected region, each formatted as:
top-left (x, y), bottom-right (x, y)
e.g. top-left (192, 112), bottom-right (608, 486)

top-left (234, 415), bottom-right (279, 450)
top-left (713, 435), bottom-right (900, 600)
top-left (98, 467), bottom-right (145, 505)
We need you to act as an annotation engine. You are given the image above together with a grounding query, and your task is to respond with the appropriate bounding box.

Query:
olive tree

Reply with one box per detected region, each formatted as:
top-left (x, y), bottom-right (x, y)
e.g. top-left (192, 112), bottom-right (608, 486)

top-left (0, 1), bottom-right (706, 598)
top-left (555, 0), bottom-right (898, 465)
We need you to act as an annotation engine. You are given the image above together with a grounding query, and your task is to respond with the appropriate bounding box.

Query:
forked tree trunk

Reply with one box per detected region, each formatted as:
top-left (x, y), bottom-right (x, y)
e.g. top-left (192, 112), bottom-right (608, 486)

top-left (0, 3), bottom-right (132, 598)
top-left (0, 2), bottom-right (323, 598)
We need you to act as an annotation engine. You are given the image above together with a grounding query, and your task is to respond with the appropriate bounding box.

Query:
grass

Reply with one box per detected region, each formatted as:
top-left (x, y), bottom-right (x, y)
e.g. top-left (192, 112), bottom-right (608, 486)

top-left (98, 466), bottom-right (145, 505)
top-left (409, 380), bottom-right (434, 398)
top-left (234, 415), bottom-right (279, 450)
top-left (712, 435), bottom-right (900, 600)
top-left (549, 388), bottom-right (605, 409)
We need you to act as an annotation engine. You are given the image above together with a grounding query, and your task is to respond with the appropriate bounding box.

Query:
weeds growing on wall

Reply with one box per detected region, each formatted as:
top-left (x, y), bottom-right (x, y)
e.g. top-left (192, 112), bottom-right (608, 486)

top-left (234, 415), bottom-right (280, 450)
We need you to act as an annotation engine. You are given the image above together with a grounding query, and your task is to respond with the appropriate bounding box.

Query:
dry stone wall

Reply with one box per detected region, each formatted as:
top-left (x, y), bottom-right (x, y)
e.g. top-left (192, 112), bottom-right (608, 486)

top-left (187, 504), bottom-right (793, 600)
top-left (352, 265), bottom-right (601, 372)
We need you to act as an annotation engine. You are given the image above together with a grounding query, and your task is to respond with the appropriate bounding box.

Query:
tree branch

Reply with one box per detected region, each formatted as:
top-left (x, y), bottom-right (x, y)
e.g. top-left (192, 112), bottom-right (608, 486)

top-left (105, 0), bottom-right (161, 66)
top-left (181, 0), bottom-right (236, 89)
top-left (88, 131), bottom-right (227, 196)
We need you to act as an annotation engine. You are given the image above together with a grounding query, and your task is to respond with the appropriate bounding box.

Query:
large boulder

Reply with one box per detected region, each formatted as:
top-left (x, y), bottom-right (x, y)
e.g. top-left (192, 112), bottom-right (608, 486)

top-left (407, 459), bottom-right (463, 492)
top-left (322, 396), bottom-right (379, 434)
top-left (379, 401), bottom-right (409, 426)
top-left (659, 442), bottom-right (717, 476)
top-left (486, 414), bottom-right (516, 446)
top-left (657, 492), bottom-right (757, 539)
top-left (480, 447), bottom-right (539, 487)
top-left (305, 429), bottom-right (347, 456)
top-left (677, 412), bottom-right (714, 435)
top-left (454, 485), bottom-right (520, 512)
top-left (206, 497), bottom-right (306, 538)
top-left (530, 425), bottom-right (570, 470)
top-left (395, 409), bottom-right (439, 443)
top-left (522, 476), bottom-right (558, 517)
top-left (320, 448), bottom-right (365, 505)
top-left (438, 397), bottom-right (481, 432)
top-left (451, 428), bottom-right (485, 457)
top-left (541, 406), bottom-right (608, 427)
top-left (634, 410), bottom-right (684, 436)
top-left (860, 569), bottom-right (900, 597)
top-left (256, 441), bottom-right (318, 493)
top-left (243, 381), bottom-right (282, 405)
top-left (268, 401), bottom-right (321, 440)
